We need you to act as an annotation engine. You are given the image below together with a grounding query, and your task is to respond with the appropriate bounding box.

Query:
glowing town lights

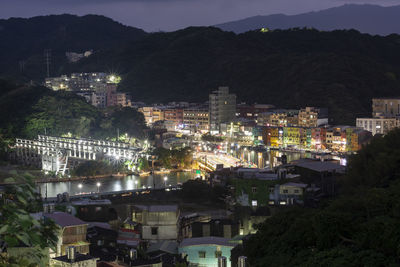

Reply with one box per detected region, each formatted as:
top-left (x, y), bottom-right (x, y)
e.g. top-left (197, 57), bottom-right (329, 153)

top-left (96, 182), bottom-right (101, 193)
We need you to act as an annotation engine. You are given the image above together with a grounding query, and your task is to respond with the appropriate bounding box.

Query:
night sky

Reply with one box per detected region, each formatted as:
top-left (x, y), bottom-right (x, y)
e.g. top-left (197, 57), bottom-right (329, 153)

top-left (1, 0), bottom-right (398, 31)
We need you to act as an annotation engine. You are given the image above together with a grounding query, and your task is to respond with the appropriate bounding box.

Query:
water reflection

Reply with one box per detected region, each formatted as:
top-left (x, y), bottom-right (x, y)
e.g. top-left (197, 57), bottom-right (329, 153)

top-left (38, 172), bottom-right (195, 198)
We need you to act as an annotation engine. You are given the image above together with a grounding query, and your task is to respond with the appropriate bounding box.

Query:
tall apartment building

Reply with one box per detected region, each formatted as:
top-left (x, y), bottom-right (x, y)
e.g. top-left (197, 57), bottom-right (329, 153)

top-left (209, 87), bottom-right (236, 133)
top-left (372, 97), bottom-right (400, 117)
top-left (183, 106), bottom-right (209, 133)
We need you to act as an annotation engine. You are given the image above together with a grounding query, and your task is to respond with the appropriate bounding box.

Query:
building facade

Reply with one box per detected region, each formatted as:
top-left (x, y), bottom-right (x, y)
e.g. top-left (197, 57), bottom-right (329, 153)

top-left (132, 205), bottom-right (179, 242)
top-left (209, 87), bottom-right (236, 133)
top-left (356, 117), bottom-right (398, 136)
top-left (183, 107), bottom-right (209, 133)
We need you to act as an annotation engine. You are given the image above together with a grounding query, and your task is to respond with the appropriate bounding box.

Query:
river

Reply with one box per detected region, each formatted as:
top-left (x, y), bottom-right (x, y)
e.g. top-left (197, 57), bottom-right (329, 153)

top-left (38, 172), bottom-right (196, 198)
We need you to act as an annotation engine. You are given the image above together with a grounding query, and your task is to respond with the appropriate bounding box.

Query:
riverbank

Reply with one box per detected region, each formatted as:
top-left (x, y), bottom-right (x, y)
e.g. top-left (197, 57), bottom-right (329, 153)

top-left (0, 168), bottom-right (196, 185)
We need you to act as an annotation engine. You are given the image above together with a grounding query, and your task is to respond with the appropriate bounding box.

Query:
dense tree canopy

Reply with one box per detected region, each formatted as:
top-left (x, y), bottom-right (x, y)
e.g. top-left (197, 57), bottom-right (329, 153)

top-left (0, 80), bottom-right (147, 142)
top-left (244, 130), bottom-right (400, 266)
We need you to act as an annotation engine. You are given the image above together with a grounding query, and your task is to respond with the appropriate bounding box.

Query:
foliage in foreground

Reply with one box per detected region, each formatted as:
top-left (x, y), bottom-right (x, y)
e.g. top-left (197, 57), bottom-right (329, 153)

top-left (0, 174), bottom-right (58, 266)
top-left (245, 130), bottom-right (400, 266)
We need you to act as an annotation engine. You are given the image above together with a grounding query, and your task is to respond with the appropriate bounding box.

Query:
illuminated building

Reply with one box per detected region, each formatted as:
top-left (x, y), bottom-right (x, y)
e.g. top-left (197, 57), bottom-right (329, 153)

top-left (209, 87), bottom-right (236, 133)
top-left (257, 109), bottom-right (298, 127)
top-left (372, 97), bottom-right (400, 117)
top-left (356, 117), bottom-right (398, 136)
top-left (163, 108), bottom-right (184, 130)
top-left (179, 237), bottom-right (236, 267)
top-left (138, 107), bottom-right (165, 126)
top-left (298, 107), bottom-right (319, 127)
top-left (132, 205), bottom-right (179, 242)
top-left (183, 106), bottom-right (209, 133)
top-left (283, 127), bottom-right (301, 147)
top-left (236, 103), bottom-right (274, 120)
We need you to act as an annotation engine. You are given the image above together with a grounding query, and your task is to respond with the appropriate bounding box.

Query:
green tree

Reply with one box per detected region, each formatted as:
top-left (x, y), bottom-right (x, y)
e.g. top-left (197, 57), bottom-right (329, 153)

top-left (0, 174), bottom-right (58, 266)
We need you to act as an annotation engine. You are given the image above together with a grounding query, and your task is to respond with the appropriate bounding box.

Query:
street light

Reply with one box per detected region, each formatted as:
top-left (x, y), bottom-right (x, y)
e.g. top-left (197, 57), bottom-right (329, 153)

top-left (164, 176), bottom-right (168, 187)
top-left (96, 182), bottom-right (101, 193)
top-left (78, 183), bottom-right (82, 194)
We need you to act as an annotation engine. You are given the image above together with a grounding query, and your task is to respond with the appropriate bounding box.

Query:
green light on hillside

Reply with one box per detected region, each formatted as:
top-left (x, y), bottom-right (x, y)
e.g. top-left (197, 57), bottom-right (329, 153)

top-left (107, 74), bottom-right (121, 84)
top-left (260, 28), bottom-right (269, 33)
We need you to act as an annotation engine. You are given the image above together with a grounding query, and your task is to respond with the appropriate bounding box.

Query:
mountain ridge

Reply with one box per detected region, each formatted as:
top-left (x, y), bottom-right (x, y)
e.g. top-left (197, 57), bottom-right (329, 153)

top-left (215, 4), bottom-right (400, 35)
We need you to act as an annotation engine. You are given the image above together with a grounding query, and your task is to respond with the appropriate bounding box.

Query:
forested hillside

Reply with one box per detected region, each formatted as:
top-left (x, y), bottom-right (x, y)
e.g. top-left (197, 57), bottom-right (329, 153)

top-left (2, 15), bottom-right (400, 124)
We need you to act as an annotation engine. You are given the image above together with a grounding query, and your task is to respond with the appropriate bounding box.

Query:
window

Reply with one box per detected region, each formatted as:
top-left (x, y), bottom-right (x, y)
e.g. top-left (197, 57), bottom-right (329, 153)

top-left (251, 187), bottom-right (257, 193)
top-left (151, 227), bottom-right (158, 235)
top-left (198, 251), bottom-right (206, 258)
top-left (283, 189), bottom-right (288, 194)
top-left (294, 189), bottom-right (300, 194)
top-left (269, 187), bottom-right (274, 193)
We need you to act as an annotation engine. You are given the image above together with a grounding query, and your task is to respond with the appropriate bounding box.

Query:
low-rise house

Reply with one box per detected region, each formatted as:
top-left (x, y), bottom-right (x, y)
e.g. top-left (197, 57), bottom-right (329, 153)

top-left (132, 205), bottom-right (180, 242)
top-left (179, 237), bottom-right (236, 267)
top-left (50, 246), bottom-right (98, 267)
top-left (269, 182), bottom-right (308, 205)
top-left (44, 212), bottom-right (90, 256)
top-left (185, 219), bottom-right (240, 239)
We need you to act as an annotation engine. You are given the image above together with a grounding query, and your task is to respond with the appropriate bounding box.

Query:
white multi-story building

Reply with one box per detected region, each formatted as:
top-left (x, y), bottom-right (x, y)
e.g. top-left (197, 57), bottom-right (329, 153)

top-left (132, 205), bottom-right (180, 242)
top-left (356, 117), bottom-right (398, 136)
top-left (209, 87), bottom-right (236, 134)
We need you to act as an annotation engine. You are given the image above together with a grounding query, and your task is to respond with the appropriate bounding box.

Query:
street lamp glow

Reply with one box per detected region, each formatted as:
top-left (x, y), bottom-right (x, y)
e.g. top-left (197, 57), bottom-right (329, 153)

top-left (135, 180), bottom-right (138, 185)
top-left (115, 155), bottom-right (120, 160)
top-left (78, 183), bottom-right (82, 189)
top-left (163, 176), bottom-right (168, 181)
top-left (96, 182), bottom-right (101, 193)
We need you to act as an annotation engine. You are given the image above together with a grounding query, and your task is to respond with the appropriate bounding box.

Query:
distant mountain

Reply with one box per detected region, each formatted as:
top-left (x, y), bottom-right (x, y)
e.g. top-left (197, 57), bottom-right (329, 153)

top-left (71, 26), bottom-right (400, 125)
top-left (2, 15), bottom-right (400, 125)
top-left (0, 14), bottom-right (147, 80)
top-left (216, 4), bottom-right (400, 35)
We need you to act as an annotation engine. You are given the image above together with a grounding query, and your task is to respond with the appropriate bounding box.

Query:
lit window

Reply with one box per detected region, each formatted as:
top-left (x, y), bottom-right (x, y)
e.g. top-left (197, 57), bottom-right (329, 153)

top-left (252, 200), bottom-right (258, 206)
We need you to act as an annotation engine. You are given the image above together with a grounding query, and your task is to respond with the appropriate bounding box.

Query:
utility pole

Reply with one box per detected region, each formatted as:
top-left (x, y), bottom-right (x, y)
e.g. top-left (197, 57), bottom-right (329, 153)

top-left (44, 49), bottom-right (51, 78)
top-left (117, 128), bottom-right (119, 142)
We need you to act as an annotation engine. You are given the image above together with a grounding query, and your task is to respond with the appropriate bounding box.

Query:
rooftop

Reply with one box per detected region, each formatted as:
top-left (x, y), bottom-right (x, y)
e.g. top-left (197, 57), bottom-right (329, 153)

top-left (292, 159), bottom-right (346, 173)
top-left (147, 240), bottom-right (178, 255)
top-left (180, 237), bottom-right (235, 248)
top-left (282, 182), bottom-right (308, 188)
top-left (44, 212), bottom-right (87, 228)
top-left (52, 252), bottom-right (97, 263)
top-left (133, 205), bottom-right (178, 213)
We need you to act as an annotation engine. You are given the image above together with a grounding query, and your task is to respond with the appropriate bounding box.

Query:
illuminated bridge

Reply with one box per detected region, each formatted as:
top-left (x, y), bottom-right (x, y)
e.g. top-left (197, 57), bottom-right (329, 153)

top-left (14, 135), bottom-right (148, 175)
